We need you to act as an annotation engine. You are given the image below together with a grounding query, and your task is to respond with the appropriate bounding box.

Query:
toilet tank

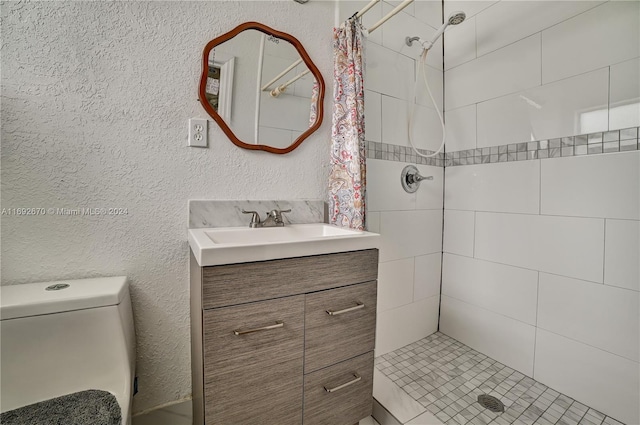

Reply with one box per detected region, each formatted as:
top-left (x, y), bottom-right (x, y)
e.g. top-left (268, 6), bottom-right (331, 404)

top-left (0, 276), bottom-right (136, 417)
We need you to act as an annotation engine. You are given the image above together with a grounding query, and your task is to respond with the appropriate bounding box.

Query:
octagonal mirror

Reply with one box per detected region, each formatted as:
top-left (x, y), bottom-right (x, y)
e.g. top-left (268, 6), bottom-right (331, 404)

top-left (199, 22), bottom-right (325, 154)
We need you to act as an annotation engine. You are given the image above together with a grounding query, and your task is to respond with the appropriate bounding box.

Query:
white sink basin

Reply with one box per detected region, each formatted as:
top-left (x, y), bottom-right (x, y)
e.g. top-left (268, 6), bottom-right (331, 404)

top-left (205, 224), bottom-right (359, 245)
top-left (189, 223), bottom-right (380, 266)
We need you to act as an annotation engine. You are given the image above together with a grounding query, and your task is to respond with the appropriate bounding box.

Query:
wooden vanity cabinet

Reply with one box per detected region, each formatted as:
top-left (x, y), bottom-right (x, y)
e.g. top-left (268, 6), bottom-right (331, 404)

top-left (190, 249), bottom-right (379, 425)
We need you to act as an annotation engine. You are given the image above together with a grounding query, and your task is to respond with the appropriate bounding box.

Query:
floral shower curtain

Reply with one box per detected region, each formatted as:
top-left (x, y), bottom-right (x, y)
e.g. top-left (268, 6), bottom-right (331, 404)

top-left (328, 17), bottom-right (366, 230)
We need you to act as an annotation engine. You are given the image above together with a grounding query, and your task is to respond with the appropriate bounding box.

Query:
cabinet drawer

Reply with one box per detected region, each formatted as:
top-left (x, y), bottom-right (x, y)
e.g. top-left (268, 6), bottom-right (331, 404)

top-left (202, 249), bottom-right (378, 309)
top-left (203, 295), bottom-right (304, 425)
top-left (303, 351), bottom-right (374, 425)
top-left (304, 281), bottom-right (377, 373)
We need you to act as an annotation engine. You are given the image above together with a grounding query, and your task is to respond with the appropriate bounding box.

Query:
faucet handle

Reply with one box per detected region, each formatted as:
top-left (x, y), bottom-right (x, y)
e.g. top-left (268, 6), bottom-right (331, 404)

top-left (241, 210), bottom-right (261, 227)
top-left (266, 209), bottom-right (290, 224)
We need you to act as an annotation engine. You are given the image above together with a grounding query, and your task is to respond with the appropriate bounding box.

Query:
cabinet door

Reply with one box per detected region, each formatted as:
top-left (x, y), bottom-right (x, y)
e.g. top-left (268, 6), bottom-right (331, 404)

top-left (303, 351), bottom-right (374, 425)
top-left (304, 281), bottom-right (377, 373)
top-left (203, 295), bottom-right (304, 425)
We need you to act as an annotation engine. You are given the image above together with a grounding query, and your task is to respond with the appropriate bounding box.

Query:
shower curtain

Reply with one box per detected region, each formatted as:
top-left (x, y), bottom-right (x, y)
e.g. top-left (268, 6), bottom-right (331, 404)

top-left (328, 17), bottom-right (366, 230)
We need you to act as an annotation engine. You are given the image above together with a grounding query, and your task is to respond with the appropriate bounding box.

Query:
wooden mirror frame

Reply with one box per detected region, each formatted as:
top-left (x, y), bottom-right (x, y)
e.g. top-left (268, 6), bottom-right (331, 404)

top-left (199, 22), bottom-right (325, 154)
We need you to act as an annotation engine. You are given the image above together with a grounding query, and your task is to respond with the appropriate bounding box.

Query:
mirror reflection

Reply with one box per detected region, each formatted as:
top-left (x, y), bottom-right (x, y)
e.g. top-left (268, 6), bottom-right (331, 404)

top-left (202, 28), bottom-right (320, 150)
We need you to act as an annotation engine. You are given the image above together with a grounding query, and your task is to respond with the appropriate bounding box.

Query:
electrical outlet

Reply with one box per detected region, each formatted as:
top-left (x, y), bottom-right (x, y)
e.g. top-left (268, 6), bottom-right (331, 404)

top-left (188, 118), bottom-right (208, 147)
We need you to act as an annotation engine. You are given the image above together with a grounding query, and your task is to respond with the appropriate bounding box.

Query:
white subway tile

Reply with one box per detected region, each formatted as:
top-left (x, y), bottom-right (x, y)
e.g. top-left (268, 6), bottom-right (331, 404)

top-left (477, 68), bottom-right (609, 148)
top-left (382, 2), bottom-right (443, 70)
top-left (380, 209), bottom-right (443, 262)
top-left (414, 0), bottom-right (443, 32)
top-left (476, 1), bottom-right (605, 58)
top-left (442, 254), bottom-right (538, 325)
top-left (534, 329), bottom-right (640, 425)
top-left (541, 152), bottom-right (640, 220)
top-left (387, 0), bottom-right (415, 17)
top-left (444, 160), bottom-right (540, 214)
top-left (476, 94), bottom-right (533, 148)
top-left (367, 42), bottom-right (416, 101)
top-left (411, 104), bottom-right (445, 152)
top-left (444, 15), bottom-right (476, 70)
top-left (475, 213), bottom-right (605, 283)
top-left (443, 210), bottom-right (475, 257)
top-left (366, 211), bottom-right (381, 232)
top-left (542, 1), bottom-right (640, 84)
top-left (605, 219), bottom-right (640, 292)
top-left (415, 164), bottom-right (444, 210)
top-left (376, 295), bottom-right (440, 355)
top-left (538, 273), bottom-right (639, 362)
top-left (445, 34), bottom-right (541, 110)
top-left (378, 258), bottom-right (415, 312)
top-left (416, 62), bottom-right (443, 112)
top-left (444, 1), bottom-right (498, 20)
top-left (365, 90), bottom-right (382, 143)
top-left (414, 253), bottom-right (442, 301)
top-left (381, 96), bottom-right (444, 152)
top-left (382, 95), bottom-right (410, 145)
top-left (367, 159), bottom-right (417, 212)
top-left (440, 296), bottom-right (536, 376)
top-left (610, 57), bottom-right (640, 130)
top-left (444, 105), bottom-right (476, 151)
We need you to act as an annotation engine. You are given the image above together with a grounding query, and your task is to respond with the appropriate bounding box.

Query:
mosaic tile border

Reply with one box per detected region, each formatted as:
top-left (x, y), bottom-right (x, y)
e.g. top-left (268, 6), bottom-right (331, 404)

top-left (376, 333), bottom-right (626, 425)
top-left (446, 127), bottom-right (639, 167)
top-left (366, 127), bottom-right (639, 168)
top-left (365, 141), bottom-right (446, 167)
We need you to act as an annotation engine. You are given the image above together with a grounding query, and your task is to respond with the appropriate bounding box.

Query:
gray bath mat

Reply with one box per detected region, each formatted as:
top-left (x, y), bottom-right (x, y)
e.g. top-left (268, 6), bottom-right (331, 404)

top-left (0, 390), bottom-right (121, 425)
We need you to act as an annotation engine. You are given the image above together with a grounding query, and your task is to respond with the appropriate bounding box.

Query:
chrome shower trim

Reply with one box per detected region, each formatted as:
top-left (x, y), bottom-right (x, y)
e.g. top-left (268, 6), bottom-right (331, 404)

top-left (401, 165), bottom-right (433, 193)
top-left (406, 36), bottom-right (421, 47)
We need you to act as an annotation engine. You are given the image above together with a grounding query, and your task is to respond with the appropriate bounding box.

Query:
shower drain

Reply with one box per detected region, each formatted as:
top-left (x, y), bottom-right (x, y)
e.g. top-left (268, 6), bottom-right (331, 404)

top-left (477, 394), bottom-right (505, 413)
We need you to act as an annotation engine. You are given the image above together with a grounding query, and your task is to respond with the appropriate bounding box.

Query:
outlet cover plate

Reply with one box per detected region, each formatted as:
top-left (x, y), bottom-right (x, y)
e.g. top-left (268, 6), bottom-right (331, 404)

top-left (188, 118), bottom-right (208, 148)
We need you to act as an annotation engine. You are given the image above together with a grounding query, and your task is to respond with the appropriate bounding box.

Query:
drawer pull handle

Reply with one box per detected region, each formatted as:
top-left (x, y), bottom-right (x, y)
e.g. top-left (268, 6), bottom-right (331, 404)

top-left (233, 321), bottom-right (284, 336)
top-left (324, 373), bottom-right (362, 393)
top-left (326, 302), bottom-right (364, 316)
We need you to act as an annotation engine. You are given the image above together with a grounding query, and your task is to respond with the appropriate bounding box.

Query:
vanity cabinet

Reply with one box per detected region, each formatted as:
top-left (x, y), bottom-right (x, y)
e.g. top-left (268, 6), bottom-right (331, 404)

top-left (190, 249), bottom-right (379, 425)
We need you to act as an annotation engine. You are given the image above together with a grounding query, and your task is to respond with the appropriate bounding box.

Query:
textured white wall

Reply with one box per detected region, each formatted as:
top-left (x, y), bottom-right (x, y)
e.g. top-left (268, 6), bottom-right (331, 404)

top-left (0, 1), bottom-right (334, 413)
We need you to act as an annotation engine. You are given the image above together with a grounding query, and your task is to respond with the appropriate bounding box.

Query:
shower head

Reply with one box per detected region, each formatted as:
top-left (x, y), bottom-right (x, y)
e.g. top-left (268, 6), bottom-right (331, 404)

top-left (448, 11), bottom-right (466, 25)
top-left (425, 11), bottom-right (466, 49)
top-left (406, 11), bottom-right (466, 50)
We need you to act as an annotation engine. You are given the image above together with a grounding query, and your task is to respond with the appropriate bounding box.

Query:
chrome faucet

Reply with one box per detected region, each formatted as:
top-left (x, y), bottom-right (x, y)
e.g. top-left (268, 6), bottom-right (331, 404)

top-left (242, 209), bottom-right (291, 228)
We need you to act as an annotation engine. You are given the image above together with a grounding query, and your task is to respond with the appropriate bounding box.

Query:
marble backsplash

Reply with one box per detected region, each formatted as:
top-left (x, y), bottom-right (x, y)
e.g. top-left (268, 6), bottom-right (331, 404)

top-left (188, 200), bottom-right (326, 228)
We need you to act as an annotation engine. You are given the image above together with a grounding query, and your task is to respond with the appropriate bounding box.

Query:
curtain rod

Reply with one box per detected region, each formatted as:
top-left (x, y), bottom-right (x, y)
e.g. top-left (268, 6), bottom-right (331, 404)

top-left (351, 0), bottom-right (414, 34)
top-left (261, 58), bottom-right (303, 91)
top-left (270, 69), bottom-right (311, 97)
top-left (354, 0), bottom-right (379, 19)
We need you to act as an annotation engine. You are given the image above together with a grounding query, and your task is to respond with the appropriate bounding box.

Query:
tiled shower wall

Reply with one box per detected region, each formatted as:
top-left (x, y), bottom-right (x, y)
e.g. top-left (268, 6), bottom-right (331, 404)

top-left (441, 1), bottom-right (639, 424)
top-left (338, 0), bottom-right (445, 356)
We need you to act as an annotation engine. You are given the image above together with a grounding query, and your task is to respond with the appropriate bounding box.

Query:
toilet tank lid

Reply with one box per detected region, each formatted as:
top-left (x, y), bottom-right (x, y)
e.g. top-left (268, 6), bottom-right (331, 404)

top-left (0, 276), bottom-right (128, 320)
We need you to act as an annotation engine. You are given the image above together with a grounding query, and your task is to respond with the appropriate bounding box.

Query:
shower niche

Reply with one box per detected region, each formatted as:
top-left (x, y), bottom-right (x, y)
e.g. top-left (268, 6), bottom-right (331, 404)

top-left (199, 22), bottom-right (325, 154)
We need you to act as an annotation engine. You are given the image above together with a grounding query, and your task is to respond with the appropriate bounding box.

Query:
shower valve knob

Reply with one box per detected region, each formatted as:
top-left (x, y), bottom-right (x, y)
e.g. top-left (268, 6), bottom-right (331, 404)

top-left (401, 165), bottom-right (432, 193)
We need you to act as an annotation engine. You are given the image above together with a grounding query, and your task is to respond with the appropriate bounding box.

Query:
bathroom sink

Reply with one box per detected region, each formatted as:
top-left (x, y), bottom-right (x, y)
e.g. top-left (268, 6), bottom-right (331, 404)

top-left (189, 223), bottom-right (380, 266)
top-left (205, 224), bottom-right (359, 244)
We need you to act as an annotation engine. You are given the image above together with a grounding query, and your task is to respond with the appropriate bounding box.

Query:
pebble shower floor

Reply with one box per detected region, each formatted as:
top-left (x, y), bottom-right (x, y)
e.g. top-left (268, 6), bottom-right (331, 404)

top-left (375, 333), bottom-right (626, 425)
